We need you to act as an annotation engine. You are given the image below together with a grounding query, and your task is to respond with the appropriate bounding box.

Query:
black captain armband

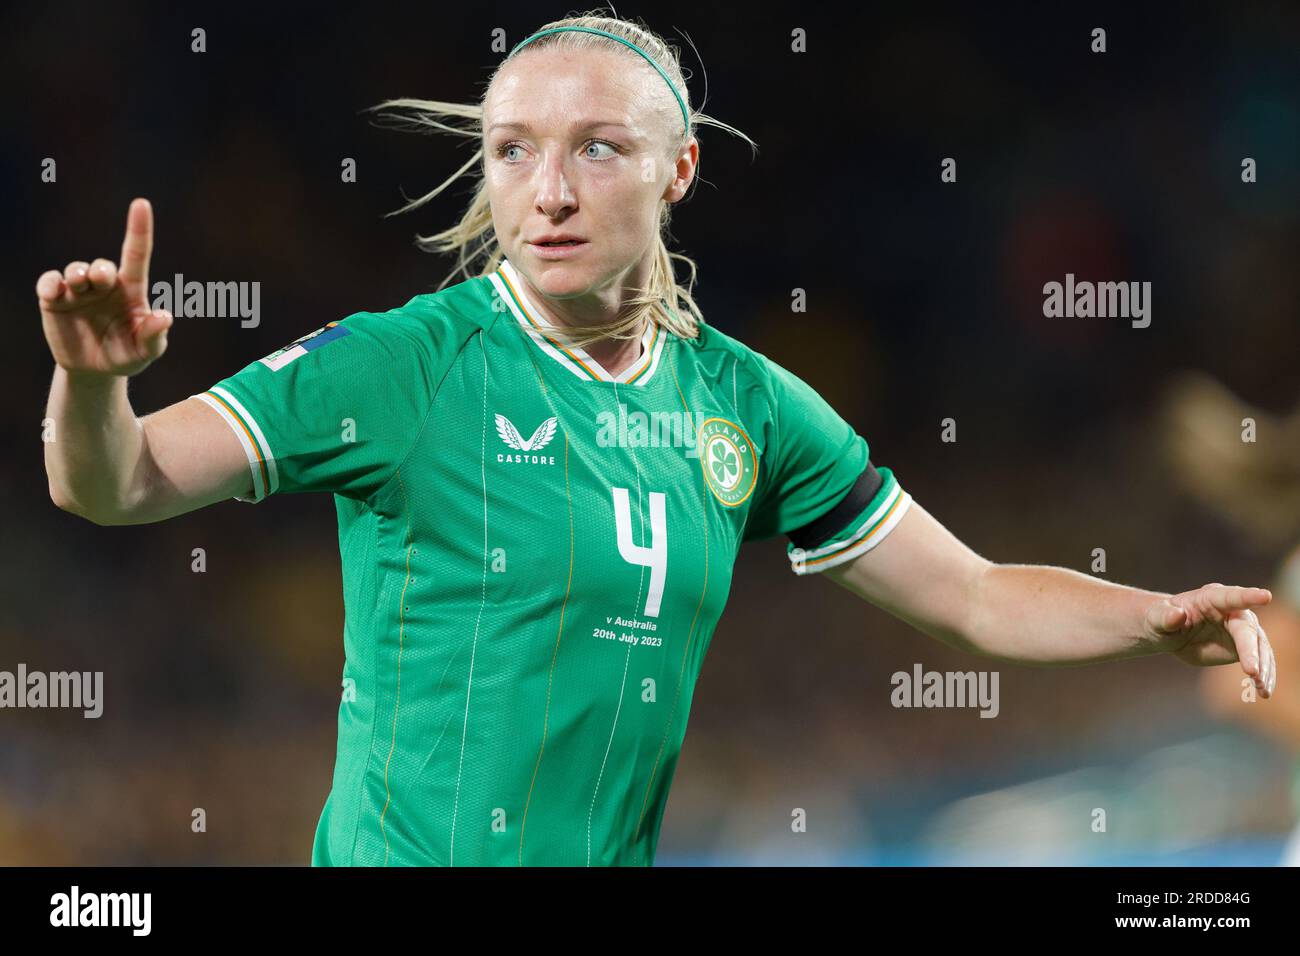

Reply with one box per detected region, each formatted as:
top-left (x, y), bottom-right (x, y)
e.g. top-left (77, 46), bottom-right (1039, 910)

top-left (787, 463), bottom-right (884, 549)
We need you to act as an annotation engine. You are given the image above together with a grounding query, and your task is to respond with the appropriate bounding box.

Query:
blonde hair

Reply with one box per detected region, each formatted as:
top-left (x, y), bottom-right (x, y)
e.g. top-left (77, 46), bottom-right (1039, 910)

top-left (365, 9), bottom-right (757, 348)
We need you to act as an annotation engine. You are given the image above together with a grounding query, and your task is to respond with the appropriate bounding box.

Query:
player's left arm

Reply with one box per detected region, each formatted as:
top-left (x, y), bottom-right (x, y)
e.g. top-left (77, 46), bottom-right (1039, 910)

top-left (823, 500), bottom-right (1277, 697)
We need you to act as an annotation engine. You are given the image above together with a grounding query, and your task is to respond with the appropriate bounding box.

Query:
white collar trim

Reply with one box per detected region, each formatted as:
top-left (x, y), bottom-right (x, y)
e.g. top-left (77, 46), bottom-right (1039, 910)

top-left (490, 258), bottom-right (666, 386)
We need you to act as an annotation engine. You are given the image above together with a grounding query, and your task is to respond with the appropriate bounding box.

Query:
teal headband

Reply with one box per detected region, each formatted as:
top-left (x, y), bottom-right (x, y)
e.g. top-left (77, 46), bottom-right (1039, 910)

top-left (506, 26), bottom-right (690, 136)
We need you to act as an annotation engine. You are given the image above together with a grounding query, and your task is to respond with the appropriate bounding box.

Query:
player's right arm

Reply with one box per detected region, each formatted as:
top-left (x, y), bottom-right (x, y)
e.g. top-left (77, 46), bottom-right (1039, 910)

top-left (41, 199), bottom-right (253, 525)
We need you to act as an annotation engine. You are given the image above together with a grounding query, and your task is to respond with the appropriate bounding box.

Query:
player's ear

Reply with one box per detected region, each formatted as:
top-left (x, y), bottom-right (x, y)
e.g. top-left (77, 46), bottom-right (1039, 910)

top-left (662, 138), bottom-right (698, 203)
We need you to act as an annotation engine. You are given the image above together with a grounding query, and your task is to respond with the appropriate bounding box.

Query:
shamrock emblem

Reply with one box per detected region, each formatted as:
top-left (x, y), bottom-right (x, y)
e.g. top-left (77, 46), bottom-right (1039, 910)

top-left (710, 442), bottom-right (739, 486)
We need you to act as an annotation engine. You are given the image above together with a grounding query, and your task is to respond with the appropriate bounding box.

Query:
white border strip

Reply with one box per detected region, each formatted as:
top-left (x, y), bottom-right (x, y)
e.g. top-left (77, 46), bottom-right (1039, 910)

top-left (791, 488), bottom-right (913, 575)
top-left (208, 386), bottom-right (279, 496)
top-left (495, 259), bottom-right (664, 387)
top-left (612, 322), bottom-right (664, 385)
top-left (489, 271), bottom-right (596, 382)
top-left (193, 392), bottom-right (266, 502)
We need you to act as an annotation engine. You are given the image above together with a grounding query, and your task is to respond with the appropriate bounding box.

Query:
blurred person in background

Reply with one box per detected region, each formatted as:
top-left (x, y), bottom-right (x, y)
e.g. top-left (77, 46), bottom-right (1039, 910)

top-left (1165, 372), bottom-right (1300, 864)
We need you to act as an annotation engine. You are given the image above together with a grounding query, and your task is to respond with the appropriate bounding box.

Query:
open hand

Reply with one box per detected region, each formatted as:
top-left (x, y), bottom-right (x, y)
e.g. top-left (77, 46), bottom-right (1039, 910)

top-left (1145, 583), bottom-right (1276, 698)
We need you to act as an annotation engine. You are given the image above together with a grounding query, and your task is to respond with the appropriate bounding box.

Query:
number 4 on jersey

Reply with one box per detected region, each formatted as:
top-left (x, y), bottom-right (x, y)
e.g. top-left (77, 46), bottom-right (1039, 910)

top-left (611, 487), bottom-right (666, 618)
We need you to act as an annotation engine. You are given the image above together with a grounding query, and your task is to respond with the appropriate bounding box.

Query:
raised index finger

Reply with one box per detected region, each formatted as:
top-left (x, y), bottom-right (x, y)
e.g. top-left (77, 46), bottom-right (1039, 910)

top-left (1208, 585), bottom-right (1272, 613)
top-left (119, 198), bottom-right (153, 292)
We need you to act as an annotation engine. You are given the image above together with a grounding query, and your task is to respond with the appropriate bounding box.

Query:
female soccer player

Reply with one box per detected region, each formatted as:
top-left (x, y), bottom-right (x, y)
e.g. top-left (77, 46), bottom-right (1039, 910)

top-left (40, 14), bottom-right (1277, 866)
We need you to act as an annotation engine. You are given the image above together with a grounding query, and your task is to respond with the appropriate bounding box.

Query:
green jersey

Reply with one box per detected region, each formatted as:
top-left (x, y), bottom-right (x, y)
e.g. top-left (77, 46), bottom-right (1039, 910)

top-left (192, 257), bottom-right (912, 865)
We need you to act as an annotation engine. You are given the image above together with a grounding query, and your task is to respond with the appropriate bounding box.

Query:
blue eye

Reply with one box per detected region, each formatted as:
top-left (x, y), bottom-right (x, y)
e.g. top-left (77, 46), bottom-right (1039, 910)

top-left (494, 140), bottom-right (619, 162)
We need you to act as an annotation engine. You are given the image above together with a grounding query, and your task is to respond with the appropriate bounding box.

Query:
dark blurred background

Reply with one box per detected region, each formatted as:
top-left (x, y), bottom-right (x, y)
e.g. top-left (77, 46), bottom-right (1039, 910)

top-left (1, 2), bottom-right (1297, 864)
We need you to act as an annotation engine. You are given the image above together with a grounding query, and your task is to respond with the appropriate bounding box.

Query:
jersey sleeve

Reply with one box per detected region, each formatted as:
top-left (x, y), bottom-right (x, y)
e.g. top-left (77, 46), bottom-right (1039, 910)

top-left (190, 303), bottom-right (445, 503)
top-left (741, 351), bottom-right (912, 575)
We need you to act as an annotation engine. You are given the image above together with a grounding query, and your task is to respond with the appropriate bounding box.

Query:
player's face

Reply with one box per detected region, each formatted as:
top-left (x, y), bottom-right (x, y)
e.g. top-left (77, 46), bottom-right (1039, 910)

top-left (483, 48), bottom-right (690, 312)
